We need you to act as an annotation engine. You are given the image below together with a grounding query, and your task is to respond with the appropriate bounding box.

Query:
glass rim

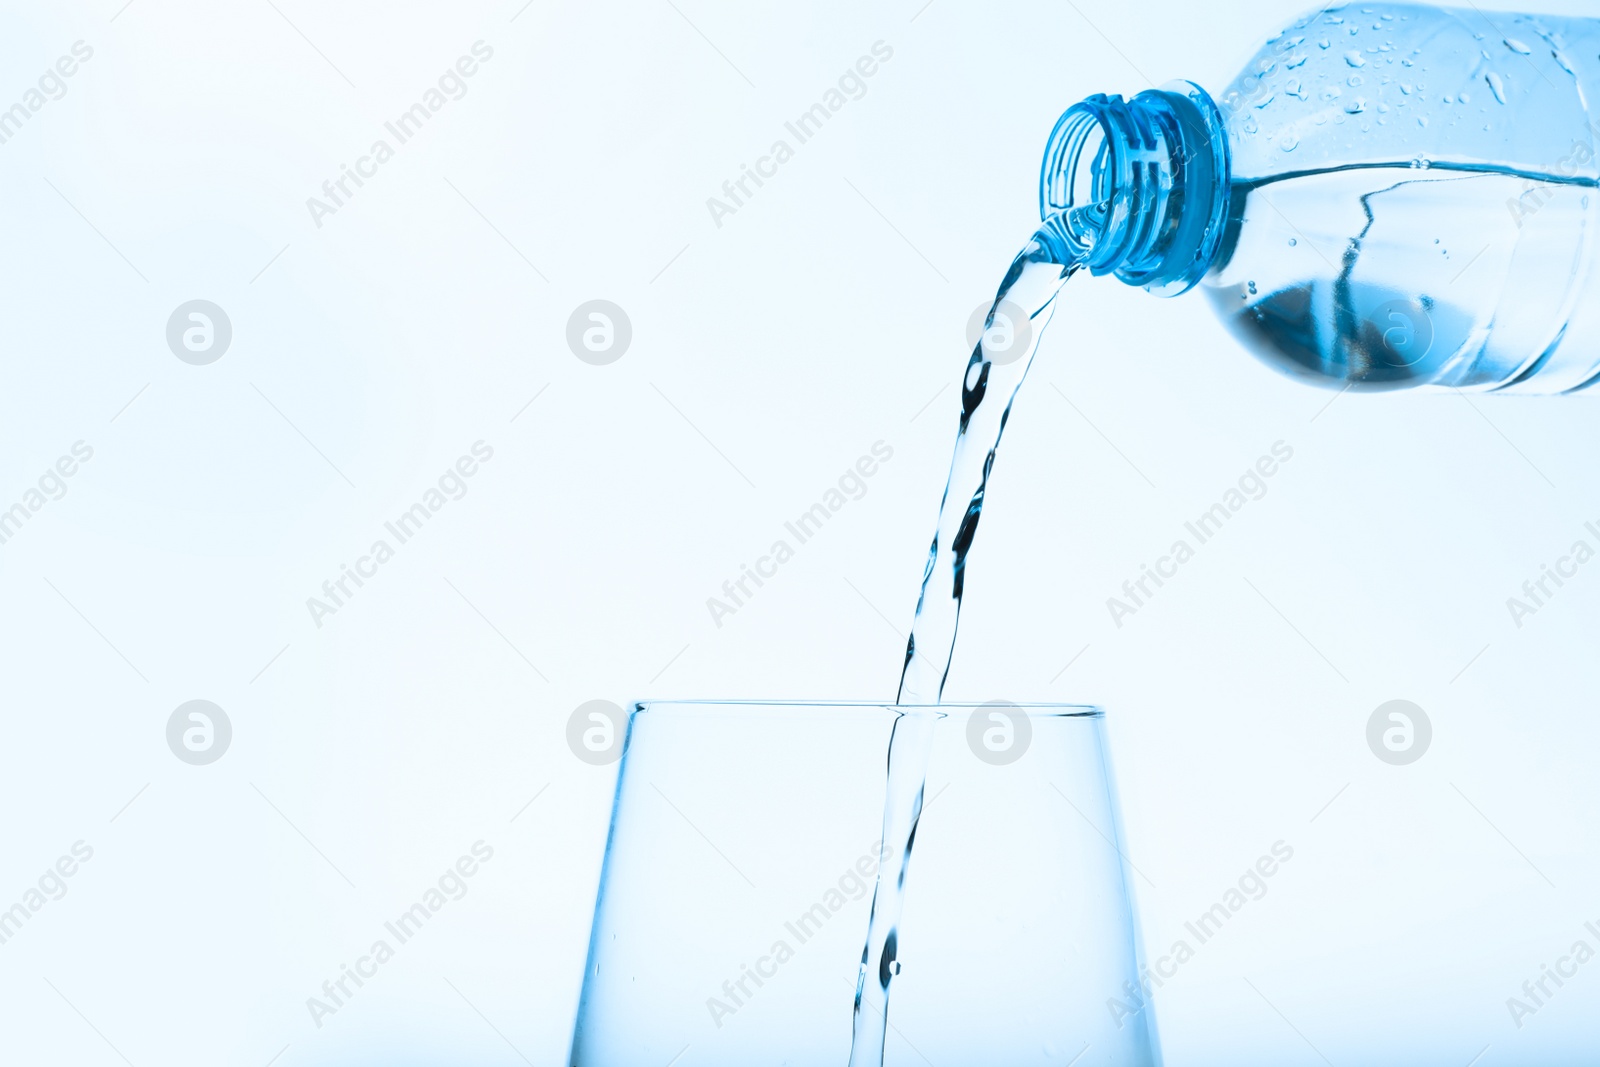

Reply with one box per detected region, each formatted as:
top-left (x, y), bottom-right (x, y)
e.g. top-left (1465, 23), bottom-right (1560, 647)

top-left (631, 699), bottom-right (1103, 718)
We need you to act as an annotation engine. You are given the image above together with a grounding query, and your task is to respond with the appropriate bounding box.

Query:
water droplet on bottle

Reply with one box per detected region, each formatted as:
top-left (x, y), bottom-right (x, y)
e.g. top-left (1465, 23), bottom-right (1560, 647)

top-left (1555, 51), bottom-right (1576, 76)
top-left (1286, 53), bottom-right (1308, 69)
top-left (1399, 82), bottom-right (1413, 94)
top-left (1457, 91), bottom-right (1472, 104)
top-left (1416, 115), bottom-right (1428, 127)
top-left (1255, 92), bottom-right (1276, 108)
top-left (1345, 98), bottom-right (1367, 114)
top-left (1288, 237), bottom-right (1298, 246)
top-left (1242, 117), bottom-right (1259, 134)
top-left (1504, 37), bottom-right (1532, 55)
top-left (1485, 71), bottom-right (1507, 104)
top-left (890, 961), bottom-right (902, 975)
top-left (1319, 38), bottom-right (1331, 49)
top-left (1320, 84), bottom-right (1343, 101)
top-left (1280, 133), bottom-right (1300, 152)
top-left (1247, 280), bottom-right (1258, 295)
top-left (1345, 50), bottom-right (1366, 67)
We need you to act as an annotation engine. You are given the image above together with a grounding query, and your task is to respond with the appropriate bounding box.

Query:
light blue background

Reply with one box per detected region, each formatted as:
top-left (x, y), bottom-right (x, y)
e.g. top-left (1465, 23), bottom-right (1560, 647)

top-left (1, 1), bottom-right (1597, 1064)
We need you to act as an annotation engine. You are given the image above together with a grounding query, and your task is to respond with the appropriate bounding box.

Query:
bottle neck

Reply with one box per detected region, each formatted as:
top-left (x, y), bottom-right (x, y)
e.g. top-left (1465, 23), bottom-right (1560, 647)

top-left (1038, 81), bottom-right (1231, 297)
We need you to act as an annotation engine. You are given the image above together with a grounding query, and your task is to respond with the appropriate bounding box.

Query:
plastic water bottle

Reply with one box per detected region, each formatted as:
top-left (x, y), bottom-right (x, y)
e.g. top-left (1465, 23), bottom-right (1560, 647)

top-left (1039, 3), bottom-right (1600, 392)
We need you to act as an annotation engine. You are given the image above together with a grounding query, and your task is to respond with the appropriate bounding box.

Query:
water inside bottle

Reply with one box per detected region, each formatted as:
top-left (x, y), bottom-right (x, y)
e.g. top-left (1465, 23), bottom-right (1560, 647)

top-left (1215, 164), bottom-right (1597, 389)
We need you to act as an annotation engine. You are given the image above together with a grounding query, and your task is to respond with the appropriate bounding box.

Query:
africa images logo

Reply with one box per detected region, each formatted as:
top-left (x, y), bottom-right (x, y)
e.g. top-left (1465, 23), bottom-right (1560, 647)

top-left (166, 700), bottom-right (232, 766)
top-left (1366, 699), bottom-right (1431, 766)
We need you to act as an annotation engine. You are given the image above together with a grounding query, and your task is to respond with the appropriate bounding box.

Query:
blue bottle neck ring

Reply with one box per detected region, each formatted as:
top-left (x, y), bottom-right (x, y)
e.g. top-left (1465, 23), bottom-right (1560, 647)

top-left (1039, 81), bottom-right (1232, 297)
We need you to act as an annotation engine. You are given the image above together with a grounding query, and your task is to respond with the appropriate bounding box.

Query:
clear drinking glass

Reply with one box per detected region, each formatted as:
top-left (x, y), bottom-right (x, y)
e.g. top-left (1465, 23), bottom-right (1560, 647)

top-left (569, 701), bottom-right (1160, 1066)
